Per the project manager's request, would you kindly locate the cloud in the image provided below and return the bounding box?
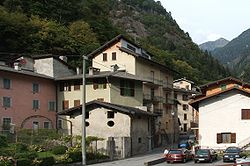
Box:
[191,30,223,44]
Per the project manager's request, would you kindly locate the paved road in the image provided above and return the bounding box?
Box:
[155,159,235,166]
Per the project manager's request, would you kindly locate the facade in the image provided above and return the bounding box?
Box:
[0,65,56,130]
[59,100,155,157]
[190,77,250,149]
[173,78,199,136]
[88,35,177,146]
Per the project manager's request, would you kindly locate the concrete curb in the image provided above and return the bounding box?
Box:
[144,157,166,166]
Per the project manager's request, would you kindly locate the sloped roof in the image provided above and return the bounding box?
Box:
[189,87,250,110]
[0,65,54,79]
[55,70,148,82]
[199,77,248,89]
[58,100,156,117]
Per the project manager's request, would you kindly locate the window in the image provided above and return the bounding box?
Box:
[33,121,39,130]
[242,109,250,119]
[44,122,50,129]
[127,44,136,52]
[107,111,115,118]
[93,79,107,90]
[150,71,154,81]
[3,78,11,89]
[48,101,56,111]
[112,52,116,60]
[74,100,80,107]
[182,94,188,101]
[74,81,80,90]
[59,82,71,91]
[58,120,63,129]
[32,83,39,93]
[150,88,155,100]
[138,137,142,143]
[86,112,89,119]
[107,121,114,127]
[3,97,11,108]
[103,53,107,61]
[32,100,39,110]
[183,123,187,132]
[62,100,69,110]
[2,118,11,130]
[183,104,189,110]
[184,114,187,120]
[217,133,236,144]
[220,84,227,90]
[120,80,135,97]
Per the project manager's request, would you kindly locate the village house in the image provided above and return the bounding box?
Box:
[0,53,75,131]
[190,77,250,149]
[173,78,199,138]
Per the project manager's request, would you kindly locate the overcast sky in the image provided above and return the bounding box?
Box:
[159,0,250,44]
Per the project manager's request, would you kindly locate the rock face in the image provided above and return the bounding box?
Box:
[199,38,229,52]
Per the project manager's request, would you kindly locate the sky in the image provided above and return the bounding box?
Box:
[159,0,250,44]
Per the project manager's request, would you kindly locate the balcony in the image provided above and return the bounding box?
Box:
[143,94,163,103]
[143,77,162,87]
[162,81,173,91]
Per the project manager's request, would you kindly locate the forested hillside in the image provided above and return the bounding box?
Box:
[211,29,250,81]
[0,0,230,84]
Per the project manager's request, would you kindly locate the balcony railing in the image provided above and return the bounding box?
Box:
[143,94,163,103]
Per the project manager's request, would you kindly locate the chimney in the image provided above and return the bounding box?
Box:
[111,64,119,72]
[76,67,80,75]
[14,62,21,70]
[88,67,100,75]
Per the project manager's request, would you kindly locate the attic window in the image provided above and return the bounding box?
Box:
[127,44,136,52]
[112,52,116,60]
[103,53,107,61]
[107,111,115,118]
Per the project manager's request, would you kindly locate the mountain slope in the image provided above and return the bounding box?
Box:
[0,0,230,84]
[199,38,229,51]
[211,29,250,80]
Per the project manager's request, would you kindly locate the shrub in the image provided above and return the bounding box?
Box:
[38,156,55,166]
[68,151,82,162]
[16,158,32,166]
[15,143,28,152]
[0,147,15,156]
[51,145,67,155]
[0,135,7,148]
[14,152,38,160]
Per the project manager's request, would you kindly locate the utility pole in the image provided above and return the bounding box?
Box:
[82,55,88,166]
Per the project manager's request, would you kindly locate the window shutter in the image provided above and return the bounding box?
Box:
[74,100,80,107]
[63,100,69,110]
[217,133,222,144]
[74,84,80,90]
[231,133,236,143]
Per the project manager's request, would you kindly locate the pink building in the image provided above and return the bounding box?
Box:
[0,65,56,130]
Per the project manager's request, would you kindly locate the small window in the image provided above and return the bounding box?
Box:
[217,133,236,144]
[33,121,39,130]
[112,52,116,60]
[183,104,189,110]
[103,53,107,61]
[32,100,39,110]
[32,83,39,93]
[120,80,135,97]
[127,44,136,52]
[138,137,142,143]
[2,118,11,130]
[59,82,71,91]
[93,79,107,90]
[220,84,227,91]
[107,121,114,127]
[62,100,69,110]
[241,109,250,119]
[182,94,188,101]
[183,123,187,132]
[44,122,50,129]
[74,100,80,107]
[3,97,11,108]
[74,81,81,90]
[48,101,56,111]
[3,78,11,89]
[86,112,89,119]
[184,114,187,120]
[107,111,115,118]
[86,121,89,127]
